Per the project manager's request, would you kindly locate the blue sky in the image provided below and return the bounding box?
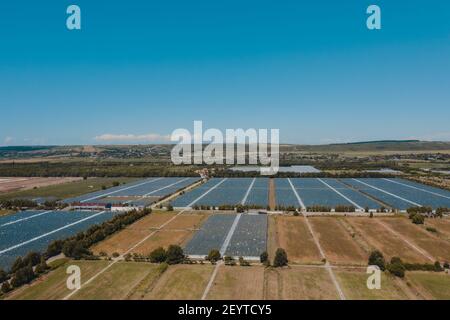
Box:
[1,0,449,145]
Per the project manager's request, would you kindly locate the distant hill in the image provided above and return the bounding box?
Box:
[283,140,450,153]
[1,140,450,159]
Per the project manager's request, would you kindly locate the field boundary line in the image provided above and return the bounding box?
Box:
[0,211,107,255]
[317,178,363,210]
[287,178,306,210]
[123,177,191,204]
[383,178,450,200]
[80,177,163,203]
[376,219,434,262]
[0,210,54,227]
[241,178,256,205]
[219,214,242,256]
[201,261,223,300]
[186,178,228,208]
[352,178,421,207]
[63,180,225,300]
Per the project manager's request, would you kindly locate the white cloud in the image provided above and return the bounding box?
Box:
[94,133,171,143]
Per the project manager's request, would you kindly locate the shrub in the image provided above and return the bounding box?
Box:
[426,227,437,233]
[260,251,269,264]
[434,261,443,272]
[167,204,174,211]
[368,250,386,271]
[411,214,425,225]
[112,252,120,258]
[166,245,184,265]
[443,262,449,269]
[0,268,7,283]
[10,257,25,274]
[224,256,236,266]
[273,248,288,267]
[387,261,405,278]
[149,247,167,263]
[11,265,35,288]
[206,249,221,263]
[238,257,250,266]
[1,281,12,294]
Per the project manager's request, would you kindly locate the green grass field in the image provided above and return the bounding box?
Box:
[335,269,410,300]
[407,272,450,300]
[0,177,136,201]
[6,260,110,300]
[71,262,166,300]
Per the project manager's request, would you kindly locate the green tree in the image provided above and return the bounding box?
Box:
[207,249,221,263]
[149,247,167,263]
[273,248,288,267]
[1,281,12,294]
[412,214,425,225]
[166,245,184,265]
[368,250,386,271]
[387,257,405,278]
[10,257,24,274]
[11,265,35,288]
[0,268,7,283]
[35,257,49,274]
[260,251,269,264]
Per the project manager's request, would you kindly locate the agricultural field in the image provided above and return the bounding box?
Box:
[308,217,368,265]
[172,177,450,211]
[345,217,429,263]
[264,267,340,300]
[424,217,450,241]
[183,213,267,258]
[6,260,110,300]
[379,217,450,262]
[0,177,83,194]
[91,212,206,256]
[334,268,412,300]
[0,177,136,201]
[172,177,277,209]
[268,215,322,264]
[406,272,450,300]
[0,210,123,271]
[63,177,199,205]
[143,264,214,300]
[206,265,265,300]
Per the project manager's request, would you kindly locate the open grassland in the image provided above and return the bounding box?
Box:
[424,218,450,241]
[126,264,168,300]
[92,212,204,256]
[130,230,194,255]
[406,272,450,300]
[161,213,207,230]
[268,215,322,264]
[71,262,162,300]
[143,264,214,300]
[6,260,109,300]
[308,217,368,265]
[0,177,136,201]
[264,267,339,300]
[0,177,82,193]
[380,217,450,262]
[335,269,411,300]
[206,266,265,300]
[346,217,429,263]
[127,212,177,230]
[92,212,178,255]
